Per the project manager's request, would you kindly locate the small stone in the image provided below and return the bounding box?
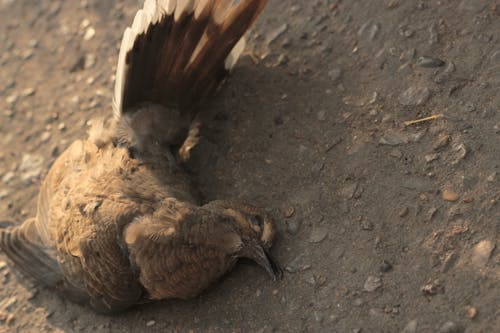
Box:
[466,306,478,319]
[471,240,495,268]
[486,172,497,183]
[21,88,35,97]
[450,143,467,164]
[399,86,431,106]
[0,189,10,200]
[309,227,328,243]
[6,314,15,325]
[401,320,418,333]
[358,20,380,41]
[379,130,409,146]
[442,189,460,202]
[84,27,96,41]
[438,321,462,333]
[6,94,18,105]
[283,206,295,218]
[146,320,156,327]
[433,134,451,151]
[0,261,6,270]
[416,56,445,68]
[340,182,358,199]
[2,172,15,184]
[425,153,439,163]
[40,131,51,143]
[58,123,66,131]
[421,279,444,295]
[380,261,393,272]
[0,297,17,311]
[399,207,409,217]
[286,219,301,235]
[84,53,96,69]
[266,23,288,44]
[364,276,382,292]
[285,255,303,273]
[361,220,374,231]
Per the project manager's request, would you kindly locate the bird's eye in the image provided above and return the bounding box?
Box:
[245,213,264,228]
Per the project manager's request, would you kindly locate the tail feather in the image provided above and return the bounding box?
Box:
[113,0,268,118]
[0,219,62,287]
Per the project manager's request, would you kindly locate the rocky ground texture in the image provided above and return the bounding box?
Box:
[0,0,499,332]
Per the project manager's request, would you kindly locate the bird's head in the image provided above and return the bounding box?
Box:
[203,200,282,281]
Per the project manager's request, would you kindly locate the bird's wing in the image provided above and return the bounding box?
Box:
[113,0,268,117]
[123,198,242,300]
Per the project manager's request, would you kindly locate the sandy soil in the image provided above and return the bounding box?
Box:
[0,0,499,332]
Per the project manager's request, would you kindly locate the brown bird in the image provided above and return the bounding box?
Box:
[0,0,281,314]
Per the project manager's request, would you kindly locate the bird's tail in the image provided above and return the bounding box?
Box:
[113,0,268,119]
[0,219,62,287]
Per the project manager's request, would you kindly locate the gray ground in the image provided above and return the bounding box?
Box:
[0,0,499,332]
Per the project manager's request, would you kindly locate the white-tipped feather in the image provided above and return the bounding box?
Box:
[174,0,196,21]
[158,0,176,15]
[113,0,267,118]
[225,37,246,70]
[114,27,134,117]
[132,10,147,34]
[194,0,212,19]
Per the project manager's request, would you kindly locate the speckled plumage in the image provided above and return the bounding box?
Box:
[0,0,280,314]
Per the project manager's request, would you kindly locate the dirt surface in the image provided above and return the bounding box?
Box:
[0,0,499,332]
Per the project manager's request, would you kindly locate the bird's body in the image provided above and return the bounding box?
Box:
[0,0,280,313]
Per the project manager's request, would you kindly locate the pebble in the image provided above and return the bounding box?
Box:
[379,130,409,146]
[309,227,328,243]
[380,261,393,273]
[466,306,478,319]
[0,297,17,312]
[398,86,431,106]
[2,172,15,184]
[358,20,380,41]
[6,94,18,106]
[401,320,418,333]
[83,27,96,41]
[425,153,439,163]
[450,143,467,165]
[363,276,382,292]
[285,255,303,273]
[438,321,462,333]
[0,189,9,200]
[433,134,451,151]
[416,56,445,68]
[40,131,51,143]
[399,207,409,217]
[21,87,35,97]
[421,279,444,295]
[442,189,460,202]
[0,261,6,270]
[286,219,301,235]
[283,206,295,218]
[471,240,495,268]
[266,24,288,44]
[146,320,156,327]
[84,53,96,69]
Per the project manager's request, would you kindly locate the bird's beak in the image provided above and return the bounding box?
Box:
[245,245,283,281]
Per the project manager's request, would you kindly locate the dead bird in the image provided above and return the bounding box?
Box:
[0,0,281,314]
